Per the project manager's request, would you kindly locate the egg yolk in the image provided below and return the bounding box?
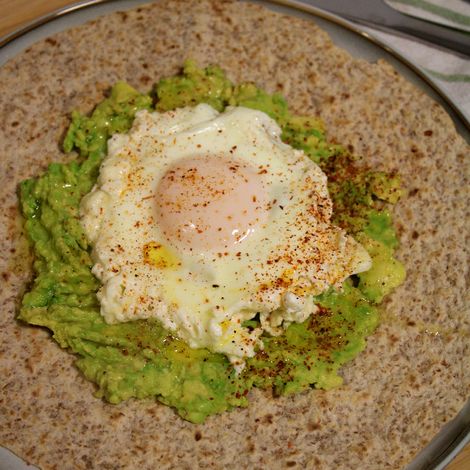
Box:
[155,155,269,253]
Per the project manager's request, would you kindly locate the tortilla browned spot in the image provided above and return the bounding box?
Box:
[0,1,468,469]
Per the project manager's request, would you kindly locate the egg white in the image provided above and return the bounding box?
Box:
[81,104,371,369]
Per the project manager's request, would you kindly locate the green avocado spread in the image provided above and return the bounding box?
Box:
[19,61,405,423]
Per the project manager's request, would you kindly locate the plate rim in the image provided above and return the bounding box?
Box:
[0,1,468,469]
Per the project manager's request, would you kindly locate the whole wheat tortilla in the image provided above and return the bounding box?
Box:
[0,1,468,469]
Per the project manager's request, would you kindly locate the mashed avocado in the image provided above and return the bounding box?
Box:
[19,61,405,423]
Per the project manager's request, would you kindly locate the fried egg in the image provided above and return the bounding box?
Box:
[80,104,371,369]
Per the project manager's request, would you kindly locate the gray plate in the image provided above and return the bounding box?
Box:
[0,1,468,469]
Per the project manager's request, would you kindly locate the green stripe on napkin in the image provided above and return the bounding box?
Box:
[391,0,470,26]
[425,69,470,82]
[386,0,470,31]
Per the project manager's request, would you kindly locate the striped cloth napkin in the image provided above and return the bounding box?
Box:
[361,0,470,124]
[384,0,470,32]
